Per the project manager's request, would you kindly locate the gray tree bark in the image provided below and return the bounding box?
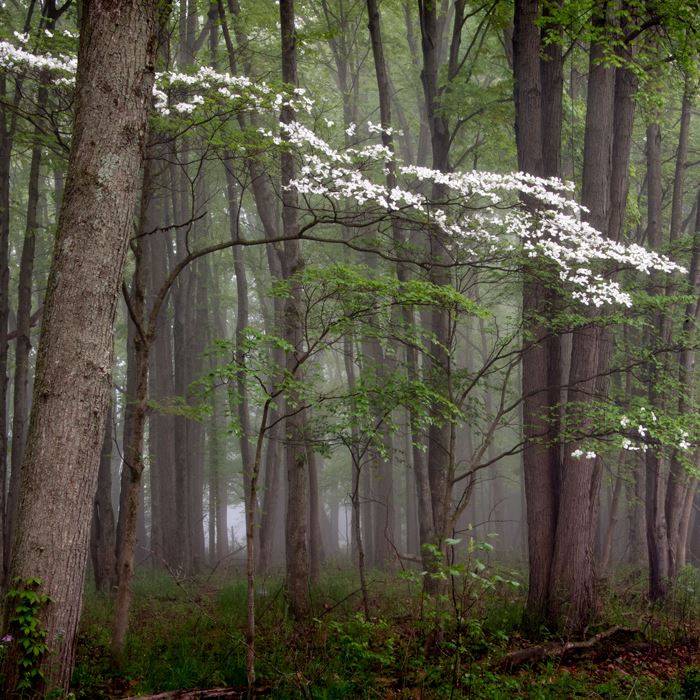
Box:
[1,1,161,693]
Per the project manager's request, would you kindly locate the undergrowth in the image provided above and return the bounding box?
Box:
[72,563,700,699]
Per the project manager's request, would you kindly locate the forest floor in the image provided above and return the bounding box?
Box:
[73,565,700,699]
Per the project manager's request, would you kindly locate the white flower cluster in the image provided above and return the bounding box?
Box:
[620,409,692,454]
[0,39,685,309]
[622,437,648,452]
[286,133,683,305]
[0,39,76,80]
[571,449,597,460]
[0,40,313,118]
[155,66,315,117]
[367,120,401,137]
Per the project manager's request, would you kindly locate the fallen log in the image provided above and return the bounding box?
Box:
[497,626,640,671]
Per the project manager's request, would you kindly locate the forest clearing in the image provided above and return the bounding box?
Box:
[2,0,700,697]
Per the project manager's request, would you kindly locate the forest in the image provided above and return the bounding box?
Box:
[2,0,700,697]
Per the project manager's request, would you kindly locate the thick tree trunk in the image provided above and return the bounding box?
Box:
[1,2,160,693]
[608,64,638,244]
[513,0,557,627]
[647,451,669,599]
[550,334,601,630]
[549,22,615,633]
[414,0,468,598]
[280,0,310,620]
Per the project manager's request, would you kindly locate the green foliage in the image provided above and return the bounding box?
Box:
[322,614,397,692]
[204,261,484,471]
[4,576,53,696]
[74,574,247,698]
[671,566,700,633]
[73,569,700,698]
[681,666,700,699]
[271,263,488,329]
[146,395,211,422]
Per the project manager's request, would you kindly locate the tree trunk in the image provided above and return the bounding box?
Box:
[6,107,42,572]
[307,444,324,585]
[513,0,558,627]
[187,253,207,572]
[2,2,160,693]
[90,402,117,593]
[208,265,229,565]
[146,152,177,569]
[664,88,694,582]
[170,5,198,573]
[419,0,457,560]
[115,284,142,570]
[599,465,624,576]
[280,0,310,620]
[171,164,194,573]
[644,121,669,600]
[549,11,615,633]
[112,162,153,665]
[0,73,12,589]
[627,455,646,567]
[405,415,420,556]
[217,3,288,576]
[225,157,253,560]
[258,417,283,572]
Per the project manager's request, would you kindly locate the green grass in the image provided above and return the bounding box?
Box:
[72,567,700,698]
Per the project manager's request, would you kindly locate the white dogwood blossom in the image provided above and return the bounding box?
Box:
[570,449,597,460]
[283,124,683,304]
[0,39,76,78]
[0,38,684,308]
